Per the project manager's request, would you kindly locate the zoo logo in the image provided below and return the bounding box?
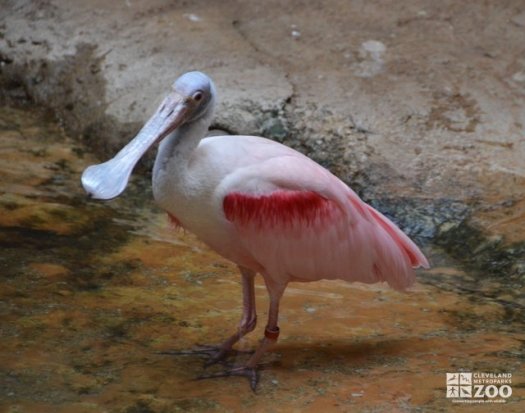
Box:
[446,372,513,403]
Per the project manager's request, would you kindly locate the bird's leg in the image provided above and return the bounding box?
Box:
[244,282,283,369]
[201,266,257,365]
[199,279,286,391]
[161,266,257,364]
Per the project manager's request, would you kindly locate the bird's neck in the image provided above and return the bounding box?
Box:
[171,117,209,155]
[153,109,213,179]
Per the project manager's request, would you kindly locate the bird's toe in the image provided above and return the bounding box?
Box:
[157,344,229,364]
[157,344,254,367]
[197,365,259,391]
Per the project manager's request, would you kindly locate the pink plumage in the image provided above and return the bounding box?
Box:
[82,71,430,389]
[223,187,428,292]
[167,212,184,229]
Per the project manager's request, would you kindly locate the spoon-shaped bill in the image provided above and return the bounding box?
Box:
[81,92,189,200]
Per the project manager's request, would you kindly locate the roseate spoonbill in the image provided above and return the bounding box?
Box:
[81,71,429,389]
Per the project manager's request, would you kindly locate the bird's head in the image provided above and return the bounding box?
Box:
[81,71,216,200]
[173,71,216,122]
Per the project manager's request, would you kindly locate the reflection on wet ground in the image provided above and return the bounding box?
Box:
[0,106,523,412]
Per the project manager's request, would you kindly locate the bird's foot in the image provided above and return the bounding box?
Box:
[198,365,259,392]
[158,345,230,366]
[158,345,253,367]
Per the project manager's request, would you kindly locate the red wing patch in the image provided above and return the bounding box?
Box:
[223,190,335,228]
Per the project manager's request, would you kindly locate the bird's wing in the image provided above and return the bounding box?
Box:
[216,150,428,290]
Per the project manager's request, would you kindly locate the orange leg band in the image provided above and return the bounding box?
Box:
[264,326,280,340]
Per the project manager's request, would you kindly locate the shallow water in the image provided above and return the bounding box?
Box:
[0,105,523,412]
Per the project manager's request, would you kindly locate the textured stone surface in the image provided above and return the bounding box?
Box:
[1,3,525,410]
[0,105,523,412]
[1,1,523,196]
[0,0,525,274]
[0,1,524,280]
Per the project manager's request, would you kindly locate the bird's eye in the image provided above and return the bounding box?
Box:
[193,91,204,102]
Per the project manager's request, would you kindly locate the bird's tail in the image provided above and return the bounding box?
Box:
[366,204,430,291]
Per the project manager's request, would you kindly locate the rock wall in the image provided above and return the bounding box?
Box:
[1,0,524,285]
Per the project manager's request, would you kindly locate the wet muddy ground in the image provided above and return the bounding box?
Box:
[0,105,523,412]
